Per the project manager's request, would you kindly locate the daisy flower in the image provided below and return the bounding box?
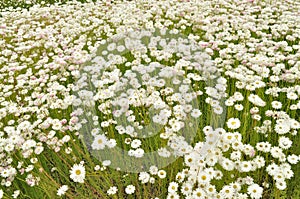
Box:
[271,101,282,109]
[181,182,193,196]
[57,185,68,196]
[167,193,180,199]
[107,186,118,195]
[91,134,108,150]
[197,171,211,184]
[131,139,142,149]
[70,164,86,183]
[157,170,167,179]
[278,136,292,149]
[168,182,178,193]
[125,185,135,195]
[287,154,299,164]
[219,185,234,199]
[276,181,287,190]
[192,188,206,199]
[191,109,202,118]
[227,118,241,129]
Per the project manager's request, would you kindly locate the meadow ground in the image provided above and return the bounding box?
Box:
[0,0,299,198]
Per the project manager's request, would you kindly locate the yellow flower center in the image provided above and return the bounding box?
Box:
[75,169,81,175]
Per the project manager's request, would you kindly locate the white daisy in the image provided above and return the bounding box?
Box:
[275,180,287,190]
[287,154,299,164]
[107,186,118,195]
[91,134,108,150]
[167,193,180,199]
[168,182,178,193]
[149,165,158,175]
[247,183,263,199]
[191,109,202,118]
[274,123,290,134]
[227,118,241,129]
[181,182,193,196]
[70,164,86,183]
[125,185,135,194]
[157,170,167,179]
[57,185,68,196]
[234,104,244,111]
[192,188,206,199]
[271,101,282,109]
[131,139,142,149]
[220,185,234,198]
[197,171,211,184]
[278,136,292,149]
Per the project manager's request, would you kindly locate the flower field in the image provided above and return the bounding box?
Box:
[0,0,299,198]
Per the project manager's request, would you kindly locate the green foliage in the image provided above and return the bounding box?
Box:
[0,0,97,10]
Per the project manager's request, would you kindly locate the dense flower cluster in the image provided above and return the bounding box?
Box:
[0,0,299,198]
[75,27,227,173]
